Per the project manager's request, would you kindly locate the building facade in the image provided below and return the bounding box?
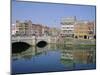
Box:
[11,24,17,35]
[42,26,50,36]
[74,21,95,39]
[16,20,33,36]
[61,16,76,37]
[49,27,60,36]
[13,20,51,36]
[32,24,43,36]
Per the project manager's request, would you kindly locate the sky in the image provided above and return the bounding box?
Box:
[12,0,96,28]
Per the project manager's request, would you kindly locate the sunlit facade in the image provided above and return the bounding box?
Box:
[74,21,95,39]
[61,16,76,37]
[16,20,32,36]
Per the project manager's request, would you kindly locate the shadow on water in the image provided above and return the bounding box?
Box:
[12,42,31,53]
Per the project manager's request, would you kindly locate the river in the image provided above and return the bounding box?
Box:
[12,44,96,74]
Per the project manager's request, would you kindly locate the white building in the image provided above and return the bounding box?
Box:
[11,24,17,35]
[61,16,76,37]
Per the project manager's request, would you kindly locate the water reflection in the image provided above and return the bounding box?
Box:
[60,45,96,69]
[12,44,58,61]
[12,44,96,74]
[12,47,35,61]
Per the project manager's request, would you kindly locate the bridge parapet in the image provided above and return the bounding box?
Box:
[36,36,50,43]
[12,36,59,45]
[12,36,36,45]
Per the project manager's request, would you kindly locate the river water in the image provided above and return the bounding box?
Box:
[12,44,96,74]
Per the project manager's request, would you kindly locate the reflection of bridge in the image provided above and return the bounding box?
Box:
[12,36,58,45]
[12,45,57,60]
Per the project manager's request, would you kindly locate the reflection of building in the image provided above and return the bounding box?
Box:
[60,48,95,65]
[16,20,32,36]
[73,50,94,64]
[61,50,73,60]
[61,16,76,37]
[60,50,74,67]
[74,21,95,39]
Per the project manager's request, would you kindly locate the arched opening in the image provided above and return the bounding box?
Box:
[12,42,31,53]
[75,36,78,39]
[84,35,87,39]
[36,41,48,48]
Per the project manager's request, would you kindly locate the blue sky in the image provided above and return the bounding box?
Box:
[12,0,96,28]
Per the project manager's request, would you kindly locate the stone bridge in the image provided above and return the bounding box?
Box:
[12,36,58,46]
[12,36,36,46]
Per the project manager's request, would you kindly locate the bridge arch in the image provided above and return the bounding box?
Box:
[36,40,48,48]
[12,42,31,53]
